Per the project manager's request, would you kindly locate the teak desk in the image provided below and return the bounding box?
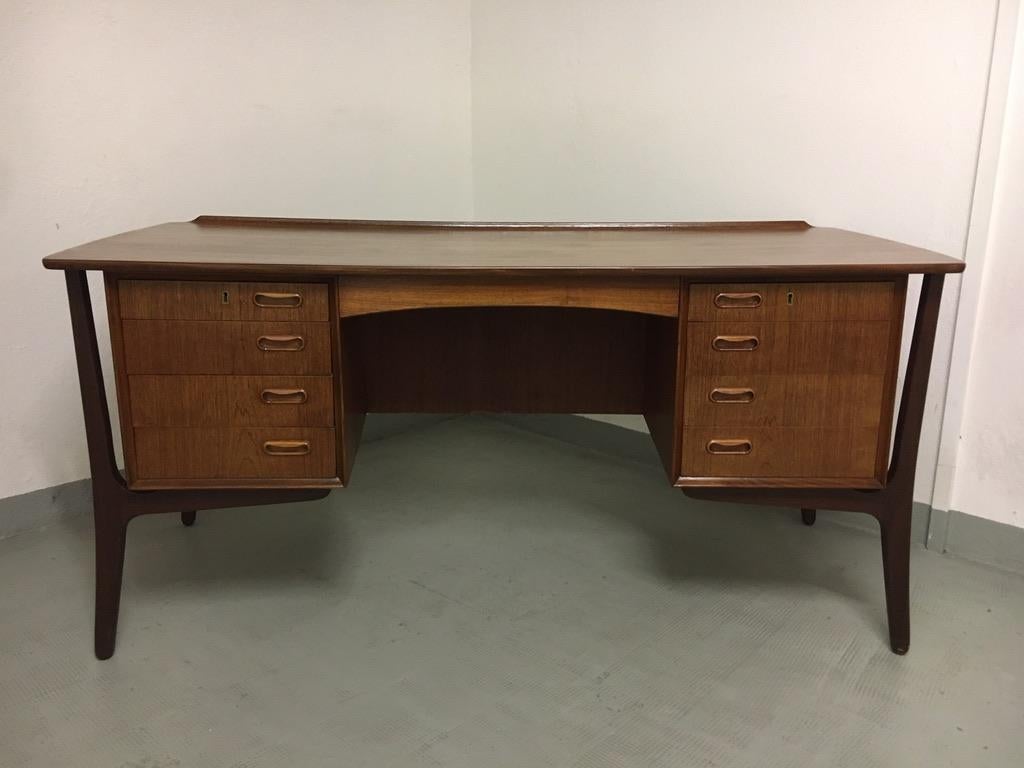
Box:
[43,217,964,659]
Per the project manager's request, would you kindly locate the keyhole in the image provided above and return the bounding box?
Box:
[786,291,794,306]
[222,290,230,305]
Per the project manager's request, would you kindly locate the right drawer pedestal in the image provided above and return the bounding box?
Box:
[679,281,905,487]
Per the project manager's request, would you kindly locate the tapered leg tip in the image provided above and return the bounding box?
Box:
[94,644,115,660]
[181,511,196,527]
[891,644,909,655]
[800,509,816,526]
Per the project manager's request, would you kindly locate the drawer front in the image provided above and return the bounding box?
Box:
[119,280,328,321]
[122,320,331,374]
[134,427,336,480]
[682,427,878,480]
[687,282,895,321]
[129,375,335,427]
[685,321,892,376]
[684,373,887,428]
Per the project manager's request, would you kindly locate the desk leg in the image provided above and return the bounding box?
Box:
[64,270,331,659]
[684,273,945,654]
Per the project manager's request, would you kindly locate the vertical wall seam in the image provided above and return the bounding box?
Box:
[926,0,1019,529]
[467,0,476,219]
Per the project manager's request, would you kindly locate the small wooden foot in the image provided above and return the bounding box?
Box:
[879,508,911,654]
[800,508,816,526]
[181,510,196,527]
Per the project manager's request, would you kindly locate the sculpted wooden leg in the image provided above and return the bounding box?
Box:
[800,508,816,526]
[683,274,945,655]
[65,269,330,658]
[872,272,944,656]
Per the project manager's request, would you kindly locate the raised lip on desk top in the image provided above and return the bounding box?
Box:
[190,216,816,231]
[42,215,965,277]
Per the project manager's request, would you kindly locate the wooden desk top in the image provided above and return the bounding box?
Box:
[43,216,964,278]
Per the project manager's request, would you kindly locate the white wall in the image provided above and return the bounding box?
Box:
[471,0,993,240]
[0,1,472,499]
[951,7,1024,527]
[3,1,1017,528]
[471,0,998,504]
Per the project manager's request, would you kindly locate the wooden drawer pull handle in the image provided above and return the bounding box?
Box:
[714,292,762,309]
[257,335,305,351]
[254,291,303,308]
[263,440,311,456]
[706,439,752,455]
[709,387,755,404]
[261,388,308,404]
[712,335,759,351]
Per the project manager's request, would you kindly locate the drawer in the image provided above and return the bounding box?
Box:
[684,321,892,376]
[687,282,896,321]
[119,280,329,321]
[681,427,878,481]
[129,375,335,427]
[133,427,336,480]
[684,373,887,428]
[122,320,332,374]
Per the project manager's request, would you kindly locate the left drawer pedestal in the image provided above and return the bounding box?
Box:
[106,278,341,488]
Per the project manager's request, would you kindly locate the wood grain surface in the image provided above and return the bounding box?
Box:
[42,216,963,276]
[680,426,880,482]
[337,275,680,317]
[344,307,650,413]
[118,279,328,321]
[683,320,892,376]
[128,375,335,427]
[687,281,896,321]
[133,427,336,480]
[642,312,685,481]
[119,279,240,320]
[679,280,900,485]
[121,320,331,375]
[683,373,887,428]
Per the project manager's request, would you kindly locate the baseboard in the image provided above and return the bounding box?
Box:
[928,507,1024,574]
[4,414,1023,576]
[0,478,92,541]
[809,500,932,549]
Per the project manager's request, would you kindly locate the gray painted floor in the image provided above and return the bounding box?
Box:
[1,417,1022,767]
